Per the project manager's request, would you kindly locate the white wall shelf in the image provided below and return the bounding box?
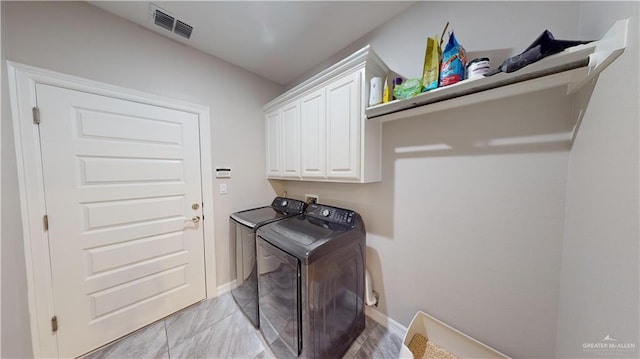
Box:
[366,19,629,122]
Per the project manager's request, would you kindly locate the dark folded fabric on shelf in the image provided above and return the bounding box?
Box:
[485,30,593,76]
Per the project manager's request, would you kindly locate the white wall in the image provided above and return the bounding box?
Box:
[555,2,640,357]
[1,2,283,356]
[280,2,582,357]
[288,1,581,90]
[1,1,33,357]
[1,1,4,355]
[1,2,3,354]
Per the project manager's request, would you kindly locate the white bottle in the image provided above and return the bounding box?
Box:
[369,77,383,106]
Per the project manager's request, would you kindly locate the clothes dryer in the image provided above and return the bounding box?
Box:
[256,203,366,358]
[230,197,306,328]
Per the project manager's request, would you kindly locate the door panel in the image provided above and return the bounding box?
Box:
[87,231,185,273]
[281,102,300,178]
[36,83,205,358]
[326,71,361,179]
[80,157,184,184]
[265,110,282,177]
[91,266,188,317]
[300,89,326,178]
[76,108,183,144]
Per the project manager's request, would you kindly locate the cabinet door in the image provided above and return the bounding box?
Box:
[326,71,361,179]
[281,102,301,178]
[265,110,282,178]
[300,89,326,178]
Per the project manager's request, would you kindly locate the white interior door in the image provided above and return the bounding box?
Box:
[36,83,206,358]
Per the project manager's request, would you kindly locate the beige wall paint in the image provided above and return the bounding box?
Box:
[556,2,640,357]
[280,2,582,357]
[1,1,34,357]
[287,1,582,90]
[1,2,3,354]
[283,90,573,357]
[1,2,283,355]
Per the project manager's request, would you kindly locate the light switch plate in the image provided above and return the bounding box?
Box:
[219,183,227,194]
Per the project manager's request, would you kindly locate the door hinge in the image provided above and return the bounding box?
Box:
[32,107,41,125]
[51,316,58,333]
[43,215,49,231]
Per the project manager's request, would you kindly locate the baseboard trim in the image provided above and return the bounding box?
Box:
[365,306,408,340]
[216,280,236,296]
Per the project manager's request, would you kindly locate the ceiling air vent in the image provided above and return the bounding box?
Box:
[174,20,193,39]
[153,9,174,32]
[150,4,194,40]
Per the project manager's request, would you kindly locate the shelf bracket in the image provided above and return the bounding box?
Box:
[568,18,629,94]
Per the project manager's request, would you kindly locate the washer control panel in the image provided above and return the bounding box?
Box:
[271,197,306,214]
[306,204,356,225]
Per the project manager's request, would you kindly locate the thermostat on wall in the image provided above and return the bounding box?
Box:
[216,167,231,178]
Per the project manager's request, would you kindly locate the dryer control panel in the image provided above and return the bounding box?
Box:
[271,197,306,214]
[306,204,356,225]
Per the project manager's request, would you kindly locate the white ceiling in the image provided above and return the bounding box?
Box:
[89,1,415,85]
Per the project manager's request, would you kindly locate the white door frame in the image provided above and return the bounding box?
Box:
[7,61,217,358]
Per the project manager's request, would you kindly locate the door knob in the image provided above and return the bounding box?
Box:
[185,216,201,224]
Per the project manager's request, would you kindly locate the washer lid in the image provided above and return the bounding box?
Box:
[230,197,307,229]
[231,207,288,229]
[257,207,364,263]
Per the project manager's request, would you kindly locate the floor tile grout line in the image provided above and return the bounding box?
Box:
[161,298,211,350]
[163,319,171,359]
[83,295,387,359]
[168,307,264,359]
[253,321,276,359]
[351,320,378,358]
[165,303,207,350]
[166,294,239,350]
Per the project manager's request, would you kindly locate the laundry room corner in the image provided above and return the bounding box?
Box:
[555,2,640,357]
[277,2,589,357]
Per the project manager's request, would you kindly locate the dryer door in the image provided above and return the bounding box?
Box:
[257,237,301,356]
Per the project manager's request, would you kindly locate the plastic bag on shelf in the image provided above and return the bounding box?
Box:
[422,36,441,91]
[393,78,423,100]
[439,31,467,87]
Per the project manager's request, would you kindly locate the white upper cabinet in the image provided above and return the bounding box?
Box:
[281,102,300,178]
[265,110,281,177]
[326,70,361,180]
[300,88,326,178]
[264,45,388,183]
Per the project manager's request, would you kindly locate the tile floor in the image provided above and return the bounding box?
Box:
[82,293,403,359]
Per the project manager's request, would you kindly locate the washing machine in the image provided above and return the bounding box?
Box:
[256,203,366,358]
[229,197,306,328]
